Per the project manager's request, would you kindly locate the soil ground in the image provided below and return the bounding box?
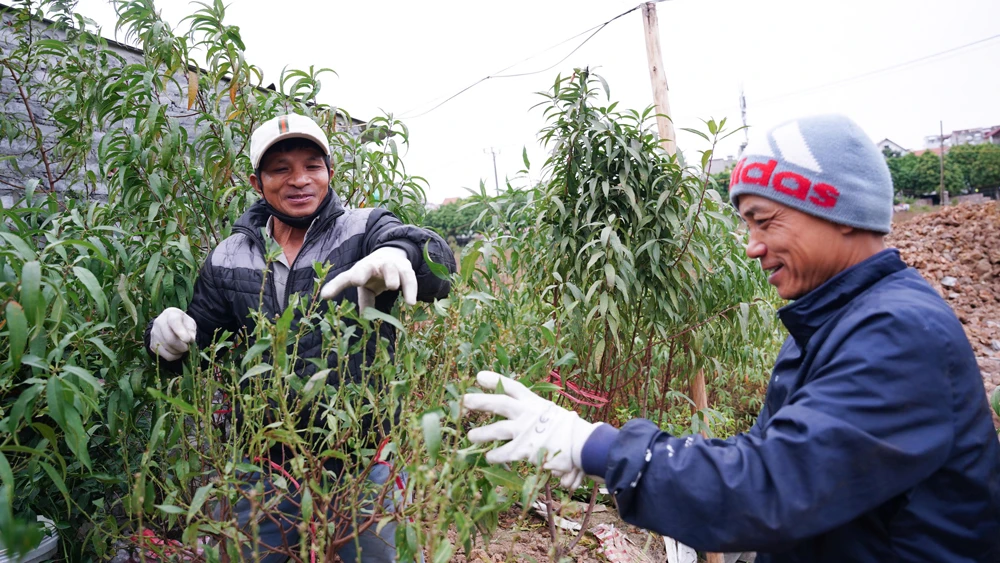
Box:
[447,503,668,563]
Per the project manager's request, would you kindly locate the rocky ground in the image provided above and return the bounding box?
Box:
[888,201,1000,427]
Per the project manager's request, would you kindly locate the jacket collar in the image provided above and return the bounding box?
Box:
[778,249,906,346]
[234,188,345,241]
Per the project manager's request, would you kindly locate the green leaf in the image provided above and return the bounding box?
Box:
[155,504,186,515]
[117,274,138,326]
[527,382,561,395]
[5,302,27,370]
[991,386,1000,419]
[679,127,710,142]
[739,302,750,338]
[146,388,198,415]
[46,377,66,429]
[63,406,92,469]
[421,411,442,462]
[471,322,491,348]
[241,340,272,368]
[300,369,330,404]
[144,253,161,292]
[147,413,168,454]
[72,266,108,318]
[187,483,214,524]
[540,319,556,346]
[62,365,104,394]
[19,261,42,327]
[0,451,14,502]
[423,240,450,280]
[38,460,71,518]
[362,307,404,332]
[553,352,577,368]
[239,363,273,383]
[460,245,480,285]
[87,337,118,366]
[431,539,454,563]
[300,486,313,524]
[479,465,523,490]
[0,232,37,261]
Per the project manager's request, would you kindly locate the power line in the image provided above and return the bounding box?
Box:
[754,33,1000,106]
[398,5,641,120]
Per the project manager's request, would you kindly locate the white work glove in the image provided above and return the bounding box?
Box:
[462,371,601,489]
[319,247,417,313]
[149,307,197,361]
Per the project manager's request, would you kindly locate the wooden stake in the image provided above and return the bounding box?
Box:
[641,2,676,156]
[691,369,725,563]
[690,369,708,434]
[939,120,949,206]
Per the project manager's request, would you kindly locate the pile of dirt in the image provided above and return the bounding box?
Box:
[888,201,1000,425]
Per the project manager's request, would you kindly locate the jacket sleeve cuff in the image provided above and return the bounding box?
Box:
[581,422,620,477]
[374,238,421,268]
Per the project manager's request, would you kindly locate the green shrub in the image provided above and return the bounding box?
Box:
[0,2,781,560]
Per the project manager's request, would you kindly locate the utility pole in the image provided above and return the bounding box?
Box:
[938,121,949,206]
[739,86,749,154]
[484,147,501,196]
[640,2,676,157]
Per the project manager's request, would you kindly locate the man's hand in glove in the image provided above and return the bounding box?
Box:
[149,307,197,361]
[462,370,602,489]
[319,247,417,312]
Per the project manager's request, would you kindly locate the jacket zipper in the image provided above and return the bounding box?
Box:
[234,208,344,312]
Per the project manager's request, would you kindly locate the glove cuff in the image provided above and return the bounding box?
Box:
[371,246,409,261]
[570,419,603,469]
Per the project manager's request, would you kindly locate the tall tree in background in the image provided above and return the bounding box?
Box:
[423,200,484,242]
[949,144,1000,193]
[885,151,965,199]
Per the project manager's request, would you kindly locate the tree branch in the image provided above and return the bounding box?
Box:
[0,60,58,193]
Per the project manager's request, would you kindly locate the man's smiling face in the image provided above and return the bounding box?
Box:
[738,194,855,300]
[250,144,330,220]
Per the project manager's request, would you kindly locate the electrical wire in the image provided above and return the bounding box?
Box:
[398,4,642,120]
[754,33,1000,106]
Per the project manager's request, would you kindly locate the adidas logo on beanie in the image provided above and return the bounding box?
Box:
[729,114,894,233]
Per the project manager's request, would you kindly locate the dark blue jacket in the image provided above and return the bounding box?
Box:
[582,249,1000,562]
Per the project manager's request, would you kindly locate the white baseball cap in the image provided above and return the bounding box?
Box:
[249,113,331,170]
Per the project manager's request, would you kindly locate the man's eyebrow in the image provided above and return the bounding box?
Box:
[740,204,763,219]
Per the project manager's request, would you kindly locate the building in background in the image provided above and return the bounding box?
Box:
[924,125,1000,150]
[706,155,737,174]
[876,138,909,156]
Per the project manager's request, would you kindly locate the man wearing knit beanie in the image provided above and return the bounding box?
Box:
[463,114,1000,562]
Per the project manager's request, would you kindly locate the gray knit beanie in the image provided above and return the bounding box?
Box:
[729,114,893,233]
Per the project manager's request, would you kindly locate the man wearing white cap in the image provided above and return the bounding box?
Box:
[463,114,1000,562]
[146,113,455,561]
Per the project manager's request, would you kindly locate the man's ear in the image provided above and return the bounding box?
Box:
[250,174,262,196]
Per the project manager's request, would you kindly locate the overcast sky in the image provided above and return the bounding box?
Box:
[74,0,1000,204]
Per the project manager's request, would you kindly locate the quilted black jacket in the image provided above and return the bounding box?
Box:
[145,190,455,429]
